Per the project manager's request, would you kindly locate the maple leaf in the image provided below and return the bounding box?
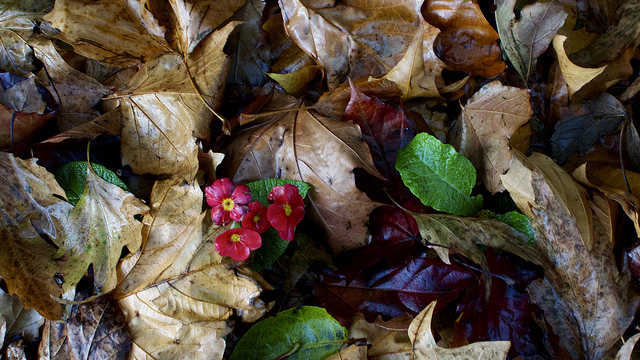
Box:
[449,81,532,194]
[278,0,427,88]
[55,162,148,294]
[222,89,383,253]
[0,152,71,320]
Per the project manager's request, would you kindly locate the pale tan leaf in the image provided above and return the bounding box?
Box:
[168,0,245,54]
[0,153,70,320]
[325,344,367,360]
[496,0,567,80]
[615,333,640,360]
[278,0,424,88]
[43,0,170,66]
[31,40,111,130]
[223,89,383,253]
[450,81,532,194]
[116,178,204,295]
[106,22,238,180]
[381,21,444,100]
[269,65,321,96]
[553,35,605,97]
[348,316,412,360]
[0,288,44,347]
[409,301,510,360]
[56,163,149,294]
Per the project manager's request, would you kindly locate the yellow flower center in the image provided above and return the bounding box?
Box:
[283,204,292,217]
[253,215,261,223]
[230,234,242,243]
[222,198,235,211]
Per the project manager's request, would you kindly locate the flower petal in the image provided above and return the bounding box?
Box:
[267,204,288,231]
[230,204,249,222]
[232,184,252,204]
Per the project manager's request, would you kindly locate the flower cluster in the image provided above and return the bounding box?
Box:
[205,178,305,262]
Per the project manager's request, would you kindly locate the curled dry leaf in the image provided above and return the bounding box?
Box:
[449,81,532,194]
[315,78,402,120]
[118,214,266,360]
[38,108,121,145]
[43,0,170,66]
[499,153,636,359]
[222,89,383,253]
[278,0,425,88]
[409,301,510,360]
[0,0,54,77]
[0,288,44,347]
[55,162,148,294]
[573,163,640,237]
[422,0,505,77]
[0,152,71,320]
[552,35,606,97]
[381,21,445,100]
[348,316,412,359]
[104,22,238,180]
[495,0,567,81]
[38,295,131,360]
[31,40,110,131]
[227,0,270,86]
[615,333,640,360]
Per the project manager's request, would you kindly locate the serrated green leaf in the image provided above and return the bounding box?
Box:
[55,161,129,205]
[252,228,290,272]
[246,178,311,206]
[396,133,482,216]
[229,306,347,360]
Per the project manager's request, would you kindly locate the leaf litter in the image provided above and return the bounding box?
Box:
[1,0,640,359]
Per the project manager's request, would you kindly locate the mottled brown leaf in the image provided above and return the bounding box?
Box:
[39,108,121,145]
[0,288,43,347]
[227,0,270,86]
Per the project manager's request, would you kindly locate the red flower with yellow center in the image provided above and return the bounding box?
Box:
[215,228,262,261]
[267,184,305,242]
[205,178,252,225]
[242,201,270,233]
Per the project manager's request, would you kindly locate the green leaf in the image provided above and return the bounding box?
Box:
[229,306,347,360]
[246,178,312,206]
[478,209,535,243]
[247,178,311,272]
[55,161,129,205]
[396,133,482,216]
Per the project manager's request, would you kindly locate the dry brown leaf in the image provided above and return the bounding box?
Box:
[496,0,567,81]
[422,0,505,77]
[348,316,413,359]
[449,81,532,194]
[43,0,170,66]
[0,0,54,77]
[499,153,636,359]
[167,0,245,54]
[409,301,510,360]
[552,35,606,97]
[268,65,321,96]
[0,153,71,320]
[572,163,640,237]
[589,192,619,244]
[116,178,204,295]
[314,78,402,120]
[0,288,44,347]
[38,108,121,145]
[626,120,640,171]
[55,162,148,295]
[118,214,266,360]
[32,40,111,131]
[37,295,131,360]
[104,22,238,180]
[615,333,640,360]
[222,89,383,253]
[325,345,367,360]
[278,0,425,88]
[381,21,445,100]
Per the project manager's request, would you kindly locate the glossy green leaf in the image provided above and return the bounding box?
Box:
[396,133,482,216]
[229,306,347,360]
[55,161,129,205]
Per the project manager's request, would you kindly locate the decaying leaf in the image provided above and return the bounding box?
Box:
[32,39,111,131]
[37,295,131,360]
[381,21,445,100]
[626,119,640,171]
[105,22,238,180]
[449,81,532,194]
[43,0,170,66]
[422,0,505,77]
[38,108,121,145]
[0,152,71,320]
[268,65,321,96]
[0,288,44,347]
[314,78,402,120]
[496,0,567,81]
[409,301,510,360]
[551,93,626,164]
[552,35,606,97]
[278,0,426,88]
[615,333,640,360]
[0,0,54,77]
[55,162,148,294]
[347,316,412,359]
[222,89,383,253]
[227,0,270,86]
[118,214,267,360]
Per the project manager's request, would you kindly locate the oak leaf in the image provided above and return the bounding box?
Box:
[222,89,383,253]
[449,81,532,194]
[0,152,71,320]
[278,0,426,88]
[409,301,510,360]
